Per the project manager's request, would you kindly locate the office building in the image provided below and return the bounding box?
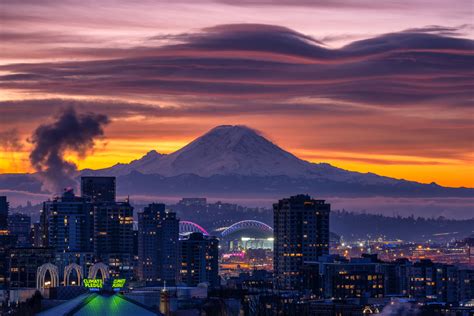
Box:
[81,176,116,202]
[0,232,17,289]
[0,196,8,231]
[138,203,179,285]
[93,201,134,278]
[408,259,459,303]
[8,247,55,288]
[30,222,42,247]
[302,254,384,298]
[273,194,330,290]
[381,258,411,296]
[458,269,474,301]
[333,271,384,299]
[40,189,93,252]
[179,232,219,287]
[8,213,31,247]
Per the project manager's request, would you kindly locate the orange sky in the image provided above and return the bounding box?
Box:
[1,122,472,188]
[0,0,473,189]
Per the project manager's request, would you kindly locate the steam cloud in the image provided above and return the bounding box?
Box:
[379,300,419,316]
[29,107,109,193]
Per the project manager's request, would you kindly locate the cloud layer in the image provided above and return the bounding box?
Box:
[1,25,472,107]
[1,24,473,187]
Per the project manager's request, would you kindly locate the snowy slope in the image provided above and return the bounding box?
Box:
[89,125,399,185]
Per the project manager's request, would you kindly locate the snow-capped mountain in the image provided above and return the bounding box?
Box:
[4,125,471,200]
[89,125,398,185]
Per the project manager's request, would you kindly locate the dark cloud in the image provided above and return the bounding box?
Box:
[0,98,367,123]
[0,99,161,123]
[1,24,472,108]
[402,24,472,37]
[29,107,109,193]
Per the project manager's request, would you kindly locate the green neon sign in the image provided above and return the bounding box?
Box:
[112,279,126,288]
[83,279,103,289]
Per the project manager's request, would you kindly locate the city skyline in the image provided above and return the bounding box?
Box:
[1,2,473,314]
[1,1,473,188]
[1,176,473,314]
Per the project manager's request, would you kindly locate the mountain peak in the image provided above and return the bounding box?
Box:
[204,125,262,143]
[208,124,256,133]
[99,124,321,177]
[189,125,266,152]
[143,149,162,159]
[86,125,400,185]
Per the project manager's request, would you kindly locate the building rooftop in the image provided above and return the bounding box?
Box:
[38,293,160,316]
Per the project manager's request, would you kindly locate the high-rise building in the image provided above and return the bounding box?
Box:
[273,194,330,290]
[179,232,219,287]
[408,259,459,303]
[93,201,134,278]
[8,213,31,247]
[81,176,116,202]
[0,232,17,289]
[40,189,93,252]
[30,222,42,247]
[333,271,384,299]
[0,196,9,231]
[458,269,474,301]
[138,203,179,285]
[8,247,55,288]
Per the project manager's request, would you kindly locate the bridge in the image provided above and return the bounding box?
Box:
[179,220,209,236]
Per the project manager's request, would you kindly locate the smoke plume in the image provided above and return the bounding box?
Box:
[29,107,109,193]
[379,300,419,315]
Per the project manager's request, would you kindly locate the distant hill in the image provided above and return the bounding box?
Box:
[0,126,472,213]
[331,211,474,242]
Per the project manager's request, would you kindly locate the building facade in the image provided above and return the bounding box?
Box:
[273,194,330,290]
[0,233,17,289]
[179,232,219,287]
[93,201,134,279]
[80,176,116,203]
[408,259,459,303]
[8,247,55,288]
[0,196,8,231]
[40,189,93,252]
[8,213,31,247]
[137,203,179,285]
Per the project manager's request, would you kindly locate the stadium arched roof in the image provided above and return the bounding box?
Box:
[221,220,273,238]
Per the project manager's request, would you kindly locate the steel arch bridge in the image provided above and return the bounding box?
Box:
[179,221,209,236]
[221,220,273,238]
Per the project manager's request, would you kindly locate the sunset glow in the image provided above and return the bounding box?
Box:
[1,0,473,188]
